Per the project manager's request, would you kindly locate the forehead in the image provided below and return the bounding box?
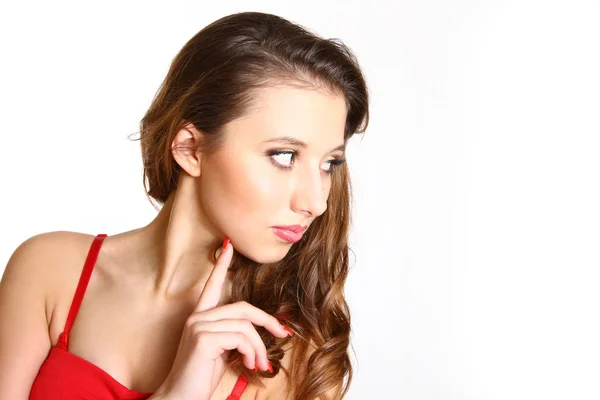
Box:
[226,84,347,149]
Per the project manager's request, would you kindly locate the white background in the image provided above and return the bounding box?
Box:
[1,1,599,399]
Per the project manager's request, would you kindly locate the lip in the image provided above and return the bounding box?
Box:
[271,225,307,243]
[273,224,308,233]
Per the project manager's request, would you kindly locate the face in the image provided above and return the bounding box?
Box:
[196,85,347,263]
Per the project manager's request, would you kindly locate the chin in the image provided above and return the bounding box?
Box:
[237,244,292,264]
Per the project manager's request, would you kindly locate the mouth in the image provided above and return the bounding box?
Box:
[271,225,308,243]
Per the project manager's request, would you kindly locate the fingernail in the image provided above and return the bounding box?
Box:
[281,324,294,337]
[267,361,273,373]
[222,237,231,249]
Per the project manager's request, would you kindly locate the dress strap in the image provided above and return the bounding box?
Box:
[226,375,249,400]
[57,234,108,350]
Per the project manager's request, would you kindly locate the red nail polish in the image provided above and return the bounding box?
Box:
[281,325,294,337]
[267,361,273,373]
[222,237,230,249]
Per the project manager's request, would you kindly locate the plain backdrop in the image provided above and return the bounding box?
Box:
[1,1,599,399]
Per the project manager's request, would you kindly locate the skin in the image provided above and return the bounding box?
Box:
[0,84,347,399]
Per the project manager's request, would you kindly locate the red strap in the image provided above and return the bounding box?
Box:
[226,374,249,400]
[57,234,107,350]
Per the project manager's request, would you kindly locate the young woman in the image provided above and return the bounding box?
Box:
[0,11,369,400]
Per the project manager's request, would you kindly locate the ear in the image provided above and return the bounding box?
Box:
[172,122,203,178]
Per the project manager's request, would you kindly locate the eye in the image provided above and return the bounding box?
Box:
[268,150,296,169]
[322,158,346,174]
[267,149,346,174]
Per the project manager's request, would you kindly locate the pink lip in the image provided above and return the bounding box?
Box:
[271,225,307,243]
[273,225,308,233]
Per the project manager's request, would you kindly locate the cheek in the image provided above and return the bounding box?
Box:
[221,157,280,216]
[223,160,289,263]
[203,154,291,262]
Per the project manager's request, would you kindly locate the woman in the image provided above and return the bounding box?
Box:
[0,11,369,400]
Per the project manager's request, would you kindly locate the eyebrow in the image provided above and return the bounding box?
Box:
[263,136,346,154]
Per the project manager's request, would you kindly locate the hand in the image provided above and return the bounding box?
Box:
[152,238,292,400]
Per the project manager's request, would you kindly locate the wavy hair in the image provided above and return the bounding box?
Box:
[137,11,369,400]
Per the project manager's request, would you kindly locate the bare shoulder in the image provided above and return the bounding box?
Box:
[0,230,96,397]
[260,340,343,400]
[259,340,313,400]
[4,230,92,274]
[258,343,294,400]
[3,230,96,280]
[2,231,98,322]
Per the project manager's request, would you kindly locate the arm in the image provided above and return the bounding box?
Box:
[0,235,54,399]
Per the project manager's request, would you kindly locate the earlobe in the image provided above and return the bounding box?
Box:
[171,122,203,177]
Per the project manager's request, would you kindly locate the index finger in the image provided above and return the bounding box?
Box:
[195,238,233,313]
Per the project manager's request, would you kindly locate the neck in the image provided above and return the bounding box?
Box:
[118,175,227,301]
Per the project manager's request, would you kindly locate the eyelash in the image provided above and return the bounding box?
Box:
[267,149,346,175]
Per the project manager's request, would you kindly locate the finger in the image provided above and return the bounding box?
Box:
[195,301,290,339]
[197,331,256,370]
[196,319,269,370]
[196,239,233,313]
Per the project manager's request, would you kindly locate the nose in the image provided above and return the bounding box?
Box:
[290,162,329,218]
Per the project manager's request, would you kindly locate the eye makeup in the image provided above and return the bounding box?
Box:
[266,149,346,174]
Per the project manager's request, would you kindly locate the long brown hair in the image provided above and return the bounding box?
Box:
[137,11,369,399]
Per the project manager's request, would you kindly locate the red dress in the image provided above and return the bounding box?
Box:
[29,234,248,400]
